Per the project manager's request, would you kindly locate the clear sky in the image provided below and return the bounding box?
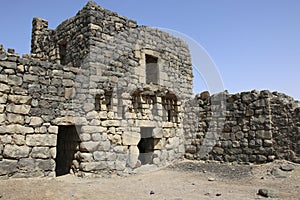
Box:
[0,0,299,99]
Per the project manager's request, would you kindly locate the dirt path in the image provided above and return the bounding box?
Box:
[0,160,299,200]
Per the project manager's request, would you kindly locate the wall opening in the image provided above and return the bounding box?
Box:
[162,93,178,123]
[94,90,113,112]
[58,40,67,65]
[138,127,159,165]
[145,54,159,84]
[55,125,80,176]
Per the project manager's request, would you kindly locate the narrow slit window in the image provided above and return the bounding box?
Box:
[104,90,113,111]
[145,54,159,84]
[95,94,101,111]
[59,40,67,65]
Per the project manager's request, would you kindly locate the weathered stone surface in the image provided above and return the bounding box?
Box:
[122,132,140,145]
[36,159,55,171]
[3,145,30,158]
[0,93,7,103]
[0,124,34,134]
[31,147,50,158]
[80,141,99,152]
[26,134,57,146]
[6,104,31,114]
[93,151,106,161]
[12,134,25,145]
[128,146,139,168]
[7,95,32,104]
[77,152,93,162]
[0,83,10,93]
[0,114,5,124]
[101,120,121,127]
[80,161,107,171]
[7,113,24,124]
[258,189,277,198]
[48,126,58,134]
[29,117,44,127]
[279,164,294,171]
[0,159,18,175]
[81,126,106,134]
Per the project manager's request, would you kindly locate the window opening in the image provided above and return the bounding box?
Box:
[145,54,159,84]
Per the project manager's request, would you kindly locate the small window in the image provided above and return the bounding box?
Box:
[104,90,113,111]
[145,54,159,84]
[59,40,67,65]
[95,90,113,111]
[95,94,101,111]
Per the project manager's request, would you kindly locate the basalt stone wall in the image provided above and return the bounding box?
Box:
[0,49,79,178]
[0,2,193,178]
[184,90,300,164]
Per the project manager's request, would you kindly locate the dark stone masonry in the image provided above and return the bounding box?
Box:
[0,2,299,178]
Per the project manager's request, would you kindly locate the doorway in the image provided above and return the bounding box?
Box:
[55,125,80,176]
[138,127,159,165]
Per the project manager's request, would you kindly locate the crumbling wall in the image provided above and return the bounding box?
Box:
[0,2,193,178]
[0,48,79,178]
[184,90,300,163]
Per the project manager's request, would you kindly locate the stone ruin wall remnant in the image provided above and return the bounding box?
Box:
[0,2,299,178]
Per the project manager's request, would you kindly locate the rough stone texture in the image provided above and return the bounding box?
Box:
[0,1,299,178]
[184,90,300,164]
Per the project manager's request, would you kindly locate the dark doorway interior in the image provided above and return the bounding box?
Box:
[138,127,159,165]
[55,125,80,176]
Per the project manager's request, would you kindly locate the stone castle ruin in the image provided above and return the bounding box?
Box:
[0,2,299,178]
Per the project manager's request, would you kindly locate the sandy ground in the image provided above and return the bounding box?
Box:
[0,159,299,200]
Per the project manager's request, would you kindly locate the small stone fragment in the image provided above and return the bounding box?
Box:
[279,164,294,172]
[208,177,215,181]
[150,190,155,195]
[258,189,277,198]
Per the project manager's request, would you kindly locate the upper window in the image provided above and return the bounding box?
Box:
[59,40,67,65]
[145,54,159,84]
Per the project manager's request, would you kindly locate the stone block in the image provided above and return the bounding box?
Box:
[36,159,55,171]
[29,117,44,127]
[17,158,35,171]
[83,103,94,112]
[12,134,25,145]
[77,152,93,162]
[0,104,5,113]
[80,161,107,172]
[80,141,99,152]
[7,75,22,86]
[7,113,24,124]
[6,104,31,114]
[31,147,50,159]
[7,95,32,104]
[101,120,120,127]
[48,126,58,134]
[93,151,106,161]
[264,139,273,147]
[0,124,34,134]
[0,159,18,175]
[152,128,163,138]
[0,93,7,104]
[3,145,30,158]
[122,132,140,145]
[80,133,91,141]
[65,88,76,99]
[0,83,10,93]
[81,126,106,134]
[115,160,126,171]
[256,130,272,139]
[128,146,139,168]
[26,134,57,146]
[98,141,111,151]
[0,114,5,124]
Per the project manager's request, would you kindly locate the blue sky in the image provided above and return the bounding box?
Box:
[0,0,299,99]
